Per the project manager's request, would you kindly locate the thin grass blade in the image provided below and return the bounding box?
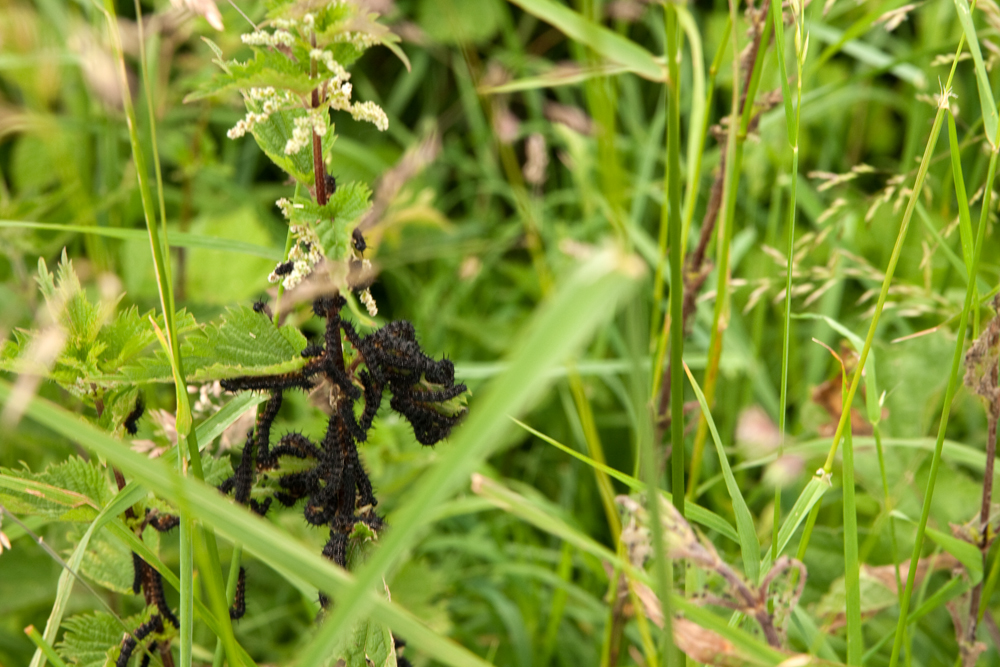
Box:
[682,363,760,584]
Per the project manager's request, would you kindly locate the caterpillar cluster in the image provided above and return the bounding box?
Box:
[117,511,179,667]
[217,295,467,607]
[116,509,247,666]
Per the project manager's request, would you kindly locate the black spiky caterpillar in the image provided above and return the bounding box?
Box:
[216,295,467,609]
[123,394,145,436]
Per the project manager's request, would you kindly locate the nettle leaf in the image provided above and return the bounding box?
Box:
[58,611,147,667]
[0,457,110,521]
[43,251,118,346]
[248,104,337,185]
[1,253,199,394]
[188,48,316,101]
[183,305,309,381]
[99,306,159,369]
[3,252,119,393]
[311,182,372,261]
[202,454,236,487]
[75,523,161,595]
[342,616,397,667]
[315,12,400,68]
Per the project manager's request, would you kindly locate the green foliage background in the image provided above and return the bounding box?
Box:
[2,0,1000,666]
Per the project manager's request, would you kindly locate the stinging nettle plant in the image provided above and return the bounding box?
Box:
[1,1,466,665]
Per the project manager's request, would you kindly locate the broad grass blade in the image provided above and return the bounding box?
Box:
[504,0,665,81]
[951,0,999,146]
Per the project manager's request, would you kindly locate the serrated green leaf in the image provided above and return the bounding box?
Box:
[0,457,110,521]
[76,524,161,594]
[187,49,316,101]
[342,617,397,667]
[98,307,157,371]
[111,306,307,384]
[245,104,336,185]
[310,183,372,261]
[58,611,146,667]
[1,253,200,395]
[184,305,308,378]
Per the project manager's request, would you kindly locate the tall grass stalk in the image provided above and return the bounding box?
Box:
[841,385,862,663]
[664,0,684,524]
[768,0,804,562]
[887,114,996,667]
[686,0,773,505]
[96,3,240,665]
[649,16,729,404]
[792,34,968,569]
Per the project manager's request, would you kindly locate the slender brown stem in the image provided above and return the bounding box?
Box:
[112,468,136,520]
[654,1,770,438]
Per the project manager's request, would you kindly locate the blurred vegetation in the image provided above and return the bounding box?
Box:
[2,0,1000,666]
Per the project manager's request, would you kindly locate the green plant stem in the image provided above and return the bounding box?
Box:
[978,542,1000,625]
[794,40,967,566]
[842,397,862,663]
[100,3,238,663]
[661,3,683,661]
[539,542,574,666]
[649,15,728,405]
[568,370,621,540]
[664,0,684,526]
[769,0,803,562]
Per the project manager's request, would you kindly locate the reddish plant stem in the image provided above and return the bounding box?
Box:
[654,1,771,437]
[113,468,137,521]
[309,58,345,378]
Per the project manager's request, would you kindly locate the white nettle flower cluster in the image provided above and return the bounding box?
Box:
[240,28,295,48]
[226,87,299,140]
[310,48,348,79]
[312,52,387,132]
[268,217,324,290]
[331,31,381,50]
[284,109,328,155]
[272,12,317,32]
[350,101,388,132]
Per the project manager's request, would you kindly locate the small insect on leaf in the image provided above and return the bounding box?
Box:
[352,227,367,254]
